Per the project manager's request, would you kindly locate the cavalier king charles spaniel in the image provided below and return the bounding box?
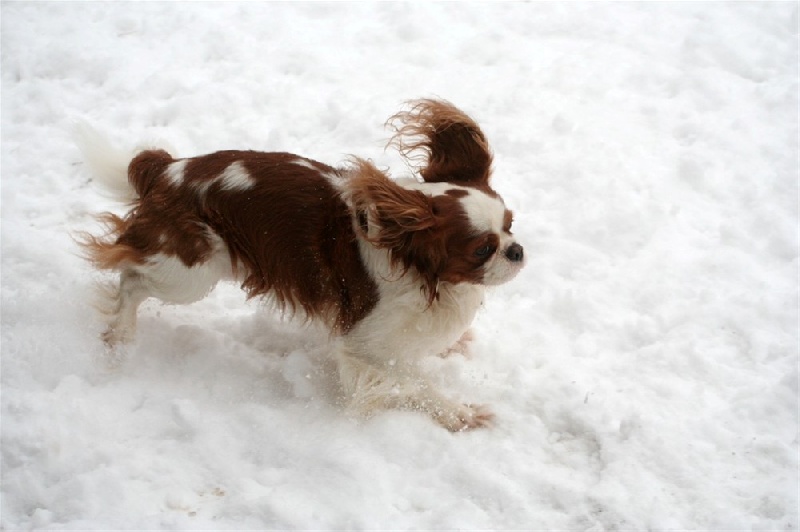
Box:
[78,99,525,431]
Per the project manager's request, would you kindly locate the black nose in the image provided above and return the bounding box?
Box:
[505,243,524,262]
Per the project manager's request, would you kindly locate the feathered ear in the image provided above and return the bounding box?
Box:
[348,158,435,240]
[348,158,445,303]
[387,99,493,186]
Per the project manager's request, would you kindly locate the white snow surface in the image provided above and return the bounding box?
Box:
[1,3,798,530]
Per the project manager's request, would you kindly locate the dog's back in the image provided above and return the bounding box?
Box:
[79,145,382,343]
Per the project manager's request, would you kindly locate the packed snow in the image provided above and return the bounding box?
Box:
[1,2,797,529]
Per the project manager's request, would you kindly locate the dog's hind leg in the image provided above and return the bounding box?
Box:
[99,269,150,346]
[98,242,231,347]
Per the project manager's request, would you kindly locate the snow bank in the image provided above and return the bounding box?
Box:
[1,2,797,529]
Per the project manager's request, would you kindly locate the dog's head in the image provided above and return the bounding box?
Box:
[351,99,524,303]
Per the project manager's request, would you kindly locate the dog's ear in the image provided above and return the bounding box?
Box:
[348,158,445,303]
[388,99,493,187]
[349,158,435,242]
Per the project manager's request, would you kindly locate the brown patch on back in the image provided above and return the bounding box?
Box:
[201,152,378,332]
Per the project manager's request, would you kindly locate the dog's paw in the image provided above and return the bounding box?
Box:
[102,327,128,347]
[99,325,135,368]
[439,329,474,358]
[438,403,495,432]
[94,335,127,372]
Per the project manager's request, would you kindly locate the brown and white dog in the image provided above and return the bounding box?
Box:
[78,99,525,431]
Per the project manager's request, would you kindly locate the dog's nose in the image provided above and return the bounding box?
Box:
[505,243,524,262]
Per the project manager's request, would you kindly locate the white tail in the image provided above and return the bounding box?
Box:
[72,121,138,203]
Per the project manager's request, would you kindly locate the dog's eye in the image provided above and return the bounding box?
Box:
[475,245,495,258]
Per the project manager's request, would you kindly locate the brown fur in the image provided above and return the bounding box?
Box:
[348,161,500,303]
[80,151,380,333]
[387,99,494,189]
[205,153,379,332]
[128,149,174,197]
[77,212,143,269]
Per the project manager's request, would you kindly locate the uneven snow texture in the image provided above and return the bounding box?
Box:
[1,3,798,530]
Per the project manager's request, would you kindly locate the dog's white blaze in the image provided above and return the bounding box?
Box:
[165,159,188,187]
[459,190,524,286]
[218,161,254,191]
[459,189,505,233]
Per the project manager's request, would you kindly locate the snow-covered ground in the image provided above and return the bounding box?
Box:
[1,2,797,529]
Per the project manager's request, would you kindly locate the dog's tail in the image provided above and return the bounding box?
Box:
[73,123,176,270]
[73,122,139,203]
[73,122,176,201]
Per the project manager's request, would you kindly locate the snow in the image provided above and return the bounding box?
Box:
[1,2,797,529]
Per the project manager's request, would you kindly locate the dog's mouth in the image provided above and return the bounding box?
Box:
[486,242,526,284]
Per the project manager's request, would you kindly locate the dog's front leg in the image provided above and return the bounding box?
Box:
[336,347,493,431]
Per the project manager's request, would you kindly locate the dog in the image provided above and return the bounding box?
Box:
[78,99,525,431]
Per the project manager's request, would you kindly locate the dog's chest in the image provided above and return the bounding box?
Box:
[401,283,485,358]
[419,283,484,340]
[349,280,485,361]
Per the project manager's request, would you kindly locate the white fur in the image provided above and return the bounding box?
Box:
[72,122,178,201]
[218,161,254,191]
[165,159,188,187]
[134,241,233,305]
[459,188,505,233]
[293,158,341,184]
[73,121,137,202]
[336,275,490,430]
[349,236,484,366]
[291,158,317,170]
